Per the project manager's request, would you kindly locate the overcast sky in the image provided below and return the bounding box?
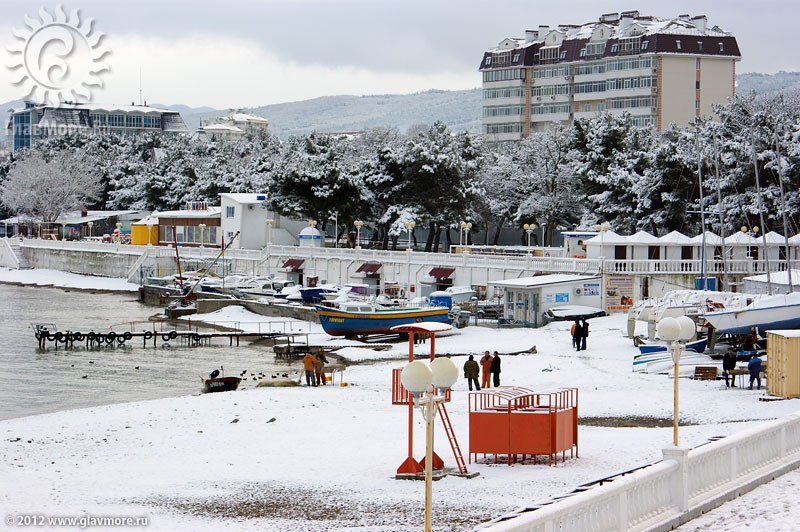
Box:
[1,0,797,109]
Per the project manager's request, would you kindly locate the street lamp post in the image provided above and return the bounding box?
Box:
[354,220,364,249]
[330,211,339,249]
[37,221,43,238]
[523,223,536,249]
[405,220,415,251]
[265,218,273,248]
[146,218,154,246]
[459,222,472,252]
[400,357,458,532]
[656,316,696,447]
[87,221,94,239]
[198,223,206,248]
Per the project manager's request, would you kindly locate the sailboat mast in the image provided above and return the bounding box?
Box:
[713,132,729,291]
[774,125,794,292]
[696,129,707,289]
[751,132,772,293]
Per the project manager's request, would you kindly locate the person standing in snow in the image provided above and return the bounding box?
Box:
[571,320,580,350]
[463,355,480,391]
[722,347,737,388]
[315,348,328,386]
[302,352,318,387]
[579,319,589,351]
[490,352,501,387]
[480,351,493,389]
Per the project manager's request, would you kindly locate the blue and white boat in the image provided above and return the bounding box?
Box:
[315,302,450,337]
[299,284,341,304]
[637,338,707,355]
[702,293,800,335]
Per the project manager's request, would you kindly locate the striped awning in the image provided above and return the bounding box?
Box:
[282,258,305,270]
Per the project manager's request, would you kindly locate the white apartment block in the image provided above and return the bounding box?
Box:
[480,11,741,142]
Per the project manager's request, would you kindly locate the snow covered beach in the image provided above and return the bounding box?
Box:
[2,272,800,530]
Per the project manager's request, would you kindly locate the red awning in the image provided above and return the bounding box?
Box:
[282,258,305,270]
[428,267,455,279]
[356,262,383,274]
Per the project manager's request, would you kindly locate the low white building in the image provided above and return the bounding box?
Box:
[219,193,306,250]
[197,111,269,141]
[489,274,603,326]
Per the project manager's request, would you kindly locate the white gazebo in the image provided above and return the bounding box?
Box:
[627,230,660,260]
[658,231,693,262]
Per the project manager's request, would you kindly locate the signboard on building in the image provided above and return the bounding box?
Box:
[583,283,600,296]
[606,276,634,311]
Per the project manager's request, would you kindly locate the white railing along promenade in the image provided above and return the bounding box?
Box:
[480,412,800,532]
[16,238,774,280]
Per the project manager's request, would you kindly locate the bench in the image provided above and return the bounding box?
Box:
[694,366,718,381]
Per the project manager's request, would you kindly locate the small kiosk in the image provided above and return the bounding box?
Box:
[469,387,578,466]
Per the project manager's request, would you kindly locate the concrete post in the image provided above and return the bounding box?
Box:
[662,446,689,512]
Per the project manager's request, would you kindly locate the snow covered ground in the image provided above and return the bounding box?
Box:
[0,268,139,292]
[1,272,799,531]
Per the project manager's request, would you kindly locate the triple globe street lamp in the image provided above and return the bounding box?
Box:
[523,223,536,248]
[354,220,364,249]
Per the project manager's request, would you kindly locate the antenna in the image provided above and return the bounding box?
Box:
[139,68,143,106]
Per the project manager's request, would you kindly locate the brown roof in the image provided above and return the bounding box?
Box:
[282,259,305,270]
[356,262,382,274]
[429,267,456,279]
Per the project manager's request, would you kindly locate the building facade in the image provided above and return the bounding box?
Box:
[6,101,188,151]
[197,111,269,141]
[480,11,741,142]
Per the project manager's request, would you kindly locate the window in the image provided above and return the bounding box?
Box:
[560,50,567,60]
[484,123,523,134]
[696,81,701,90]
[579,48,587,57]
[539,45,561,64]
[585,42,605,57]
[696,100,701,109]
[696,58,701,70]
[483,87,524,99]
[697,41,703,52]
[512,54,520,63]
[598,103,606,111]
[719,42,724,52]
[485,56,492,66]
[584,104,591,112]
[611,43,618,53]
[225,206,235,218]
[641,40,649,50]
[574,80,606,94]
[482,68,525,82]
[483,105,523,117]
[676,40,682,50]
[532,84,570,97]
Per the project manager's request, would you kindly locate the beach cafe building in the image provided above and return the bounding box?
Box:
[130,202,221,247]
[489,274,602,327]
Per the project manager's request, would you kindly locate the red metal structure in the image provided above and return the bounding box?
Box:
[390,323,467,476]
[468,387,578,466]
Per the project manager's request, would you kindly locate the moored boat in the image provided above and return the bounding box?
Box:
[702,293,800,335]
[315,302,450,337]
[637,338,708,355]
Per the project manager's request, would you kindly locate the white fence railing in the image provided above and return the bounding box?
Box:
[481,412,800,532]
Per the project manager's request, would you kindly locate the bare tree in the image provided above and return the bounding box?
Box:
[0,152,103,222]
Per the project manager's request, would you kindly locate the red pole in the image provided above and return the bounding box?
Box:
[407,331,414,460]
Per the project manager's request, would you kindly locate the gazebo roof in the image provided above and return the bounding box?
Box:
[723,231,757,245]
[690,231,723,246]
[658,230,693,244]
[628,230,659,243]
[584,230,628,245]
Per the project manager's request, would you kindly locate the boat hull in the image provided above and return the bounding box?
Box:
[703,302,800,335]
[637,338,707,355]
[315,305,450,336]
[202,376,241,393]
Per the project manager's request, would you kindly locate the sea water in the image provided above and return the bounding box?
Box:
[0,284,299,420]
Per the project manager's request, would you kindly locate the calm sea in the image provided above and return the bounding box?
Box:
[0,284,297,421]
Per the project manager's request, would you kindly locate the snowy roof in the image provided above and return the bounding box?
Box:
[763,231,787,244]
[14,101,178,114]
[628,230,659,243]
[132,215,159,226]
[658,230,692,244]
[490,274,600,288]
[723,231,758,245]
[228,113,268,123]
[690,231,723,246]
[219,193,268,204]
[154,207,221,219]
[584,230,628,245]
[55,210,145,225]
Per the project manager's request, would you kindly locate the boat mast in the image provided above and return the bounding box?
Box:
[696,129,707,290]
[751,131,772,294]
[713,131,729,291]
[774,125,794,292]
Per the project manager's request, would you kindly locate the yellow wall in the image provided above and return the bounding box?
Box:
[131,224,158,246]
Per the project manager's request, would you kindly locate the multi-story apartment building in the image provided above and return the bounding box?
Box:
[480,11,741,142]
[197,110,269,141]
[6,101,188,151]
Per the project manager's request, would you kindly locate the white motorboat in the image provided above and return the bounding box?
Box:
[237,278,297,300]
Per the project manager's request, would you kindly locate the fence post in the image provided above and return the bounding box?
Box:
[662,446,689,512]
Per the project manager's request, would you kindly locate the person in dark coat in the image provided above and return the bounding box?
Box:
[579,319,589,351]
[490,351,501,387]
[463,355,480,391]
[722,347,737,388]
[747,354,762,390]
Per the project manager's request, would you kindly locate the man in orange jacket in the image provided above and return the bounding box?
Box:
[480,351,493,388]
[303,352,319,387]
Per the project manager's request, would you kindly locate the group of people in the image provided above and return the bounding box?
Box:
[722,347,763,390]
[463,350,501,391]
[571,319,590,351]
[302,348,329,387]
